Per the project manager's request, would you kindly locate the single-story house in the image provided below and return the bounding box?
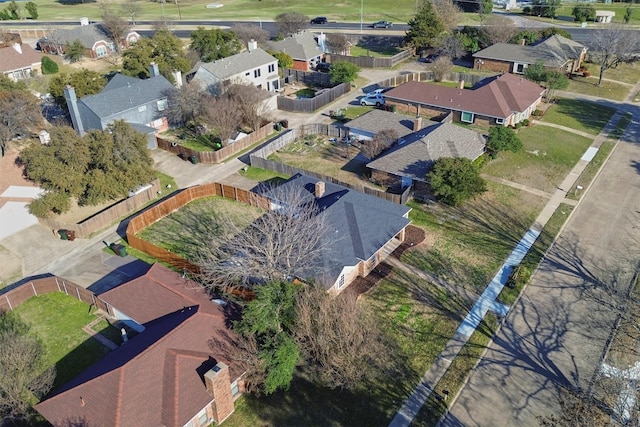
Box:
[64,63,175,149]
[367,122,486,197]
[344,109,437,141]
[595,10,615,23]
[0,43,42,81]
[384,73,545,127]
[35,263,245,427]
[39,20,140,59]
[264,174,412,293]
[472,35,587,74]
[265,31,323,71]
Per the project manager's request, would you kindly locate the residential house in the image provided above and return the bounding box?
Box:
[64,63,175,149]
[39,19,140,59]
[0,43,42,81]
[35,263,245,427]
[263,174,412,293]
[384,73,545,127]
[187,42,280,94]
[265,31,323,71]
[344,109,437,141]
[472,35,587,74]
[366,121,486,197]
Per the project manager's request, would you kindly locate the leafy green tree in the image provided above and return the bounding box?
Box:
[190,27,242,62]
[41,56,59,75]
[544,70,569,100]
[624,7,633,24]
[49,69,107,108]
[532,0,561,18]
[6,0,19,19]
[539,27,572,40]
[572,4,596,22]
[428,157,487,206]
[457,26,488,52]
[329,61,360,85]
[122,30,191,81]
[486,126,522,159]
[510,30,539,45]
[269,51,293,69]
[0,90,42,157]
[405,1,445,52]
[524,61,547,83]
[64,39,86,63]
[0,74,26,91]
[24,1,37,19]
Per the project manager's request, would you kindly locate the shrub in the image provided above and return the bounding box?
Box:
[506,265,531,289]
[532,109,544,117]
[428,157,487,206]
[41,56,59,75]
[522,6,532,15]
[487,126,523,158]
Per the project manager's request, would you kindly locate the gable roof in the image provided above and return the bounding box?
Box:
[367,123,486,181]
[384,73,545,119]
[271,174,411,285]
[35,263,242,427]
[46,23,114,48]
[345,109,438,138]
[195,47,277,81]
[265,31,323,61]
[79,73,174,119]
[473,35,586,68]
[0,44,41,73]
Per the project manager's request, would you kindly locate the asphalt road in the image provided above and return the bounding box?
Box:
[441,103,640,425]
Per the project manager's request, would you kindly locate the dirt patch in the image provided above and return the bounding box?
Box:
[392,225,426,257]
[67,56,121,74]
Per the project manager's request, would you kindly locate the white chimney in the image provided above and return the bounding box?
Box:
[171,69,182,88]
[149,62,160,78]
[80,17,89,26]
[12,43,22,54]
[38,130,51,145]
[248,39,258,52]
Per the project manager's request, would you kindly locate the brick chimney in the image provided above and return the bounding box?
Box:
[520,38,526,46]
[413,116,423,131]
[63,85,85,136]
[204,362,235,424]
[149,62,160,78]
[458,80,464,89]
[315,181,325,198]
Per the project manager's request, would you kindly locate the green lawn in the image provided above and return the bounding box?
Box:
[567,140,615,200]
[563,76,632,102]
[11,292,111,390]
[483,126,593,194]
[519,4,640,25]
[541,99,616,136]
[238,166,289,184]
[350,45,402,58]
[403,182,546,294]
[583,62,640,86]
[223,269,469,426]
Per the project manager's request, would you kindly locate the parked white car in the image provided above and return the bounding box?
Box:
[360,93,385,106]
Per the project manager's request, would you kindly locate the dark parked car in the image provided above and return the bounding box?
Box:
[423,54,439,63]
[310,16,328,24]
[316,62,331,73]
[372,20,393,28]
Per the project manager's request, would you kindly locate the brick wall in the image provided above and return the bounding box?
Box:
[204,362,235,423]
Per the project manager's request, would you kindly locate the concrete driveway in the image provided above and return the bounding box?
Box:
[442,112,640,425]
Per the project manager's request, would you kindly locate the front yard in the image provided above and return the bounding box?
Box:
[540,99,616,136]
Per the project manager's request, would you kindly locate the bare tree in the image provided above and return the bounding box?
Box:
[152,17,174,32]
[197,183,332,294]
[325,33,350,55]
[361,129,399,160]
[203,94,243,146]
[294,286,392,389]
[591,26,640,86]
[432,0,461,33]
[431,55,453,82]
[275,12,309,36]
[100,10,130,52]
[226,83,272,132]
[0,90,42,157]
[232,23,270,45]
[482,15,518,45]
[435,33,466,60]
[164,84,206,127]
[121,0,141,25]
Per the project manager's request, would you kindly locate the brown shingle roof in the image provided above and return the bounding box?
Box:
[384,73,544,119]
[0,44,42,73]
[35,264,242,427]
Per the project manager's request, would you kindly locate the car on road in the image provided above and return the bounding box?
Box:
[310,16,328,24]
[372,20,393,28]
[360,93,385,106]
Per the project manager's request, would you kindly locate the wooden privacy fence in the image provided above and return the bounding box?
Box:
[376,71,497,89]
[0,276,108,313]
[126,183,270,274]
[156,122,274,164]
[277,83,351,113]
[329,49,413,68]
[43,179,161,239]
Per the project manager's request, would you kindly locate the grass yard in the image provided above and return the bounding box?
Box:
[563,76,631,102]
[137,196,263,260]
[482,126,593,194]
[584,62,640,86]
[403,182,546,294]
[567,140,615,200]
[541,99,616,136]
[522,4,640,25]
[350,45,402,58]
[340,105,375,120]
[223,269,470,426]
[239,166,289,184]
[11,292,112,390]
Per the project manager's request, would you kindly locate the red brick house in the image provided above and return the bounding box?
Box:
[265,31,323,71]
[35,263,245,427]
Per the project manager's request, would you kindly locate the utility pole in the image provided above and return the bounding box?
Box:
[360,0,363,33]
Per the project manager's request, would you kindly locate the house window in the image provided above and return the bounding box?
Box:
[157,99,168,111]
[268,64,275,73]
[514,63,527,74]
[198,413,208,426]
[245,72,250,76]
[231,380,240,396]
[254,68,261,78]
[337,274,345,289]
[96,46,107,57]
[138,105,147,112]
[495,118,504,125]
[108,42,116,52]
[461,111,474,123]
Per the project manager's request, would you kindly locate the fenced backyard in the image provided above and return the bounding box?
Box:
[375,71,498,89]
[277,83,351,113]
[329,48,413,68]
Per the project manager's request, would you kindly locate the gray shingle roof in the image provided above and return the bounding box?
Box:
[473,35,586,68]
[79,73,174,119]
[367,123,486,180]
[345,109,438,138]
[265,31,323,61]
[269,174,411,286]
[196,47,276,80]
[47,24,111,48]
